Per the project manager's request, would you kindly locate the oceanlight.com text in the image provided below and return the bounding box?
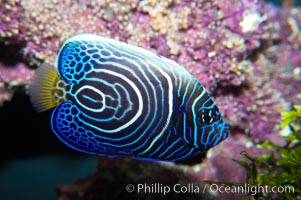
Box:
[125,183,295,196]
[207,183,294,196]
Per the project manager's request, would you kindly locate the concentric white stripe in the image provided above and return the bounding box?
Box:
[75,68,143,133]
[140,60,174,154]
[73,85,106,112]
[192,89,206,147]
[96,43,174,151]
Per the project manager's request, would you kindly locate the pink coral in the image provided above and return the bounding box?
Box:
[0,0,301,192]
[1,0,299,140]
[0,0,24,42]
[0,62,33,104]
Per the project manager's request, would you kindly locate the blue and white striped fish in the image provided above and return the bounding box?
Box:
[30,34,229,162]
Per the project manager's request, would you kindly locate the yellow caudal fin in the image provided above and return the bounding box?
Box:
[30,63,67,112]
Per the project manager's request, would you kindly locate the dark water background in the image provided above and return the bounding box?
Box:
[0,1,300,200]
[0,92,98,199]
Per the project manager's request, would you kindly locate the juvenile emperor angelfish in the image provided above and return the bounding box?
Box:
[30,34,230,162]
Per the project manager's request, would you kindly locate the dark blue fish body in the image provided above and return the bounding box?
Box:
[30,34,229,162]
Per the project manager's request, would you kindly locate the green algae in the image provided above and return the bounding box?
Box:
[234,97,301,200]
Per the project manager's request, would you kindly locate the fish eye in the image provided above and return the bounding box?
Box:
[197,108,219,125]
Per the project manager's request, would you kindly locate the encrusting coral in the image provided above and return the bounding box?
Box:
[1,0,300,139]
[1,1,301,198]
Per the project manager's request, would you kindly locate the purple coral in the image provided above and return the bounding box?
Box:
[0,1,24,42]
[0,62,33,104]
[1,0,301,193]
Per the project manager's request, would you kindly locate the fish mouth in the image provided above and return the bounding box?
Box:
[209,121,230,149]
